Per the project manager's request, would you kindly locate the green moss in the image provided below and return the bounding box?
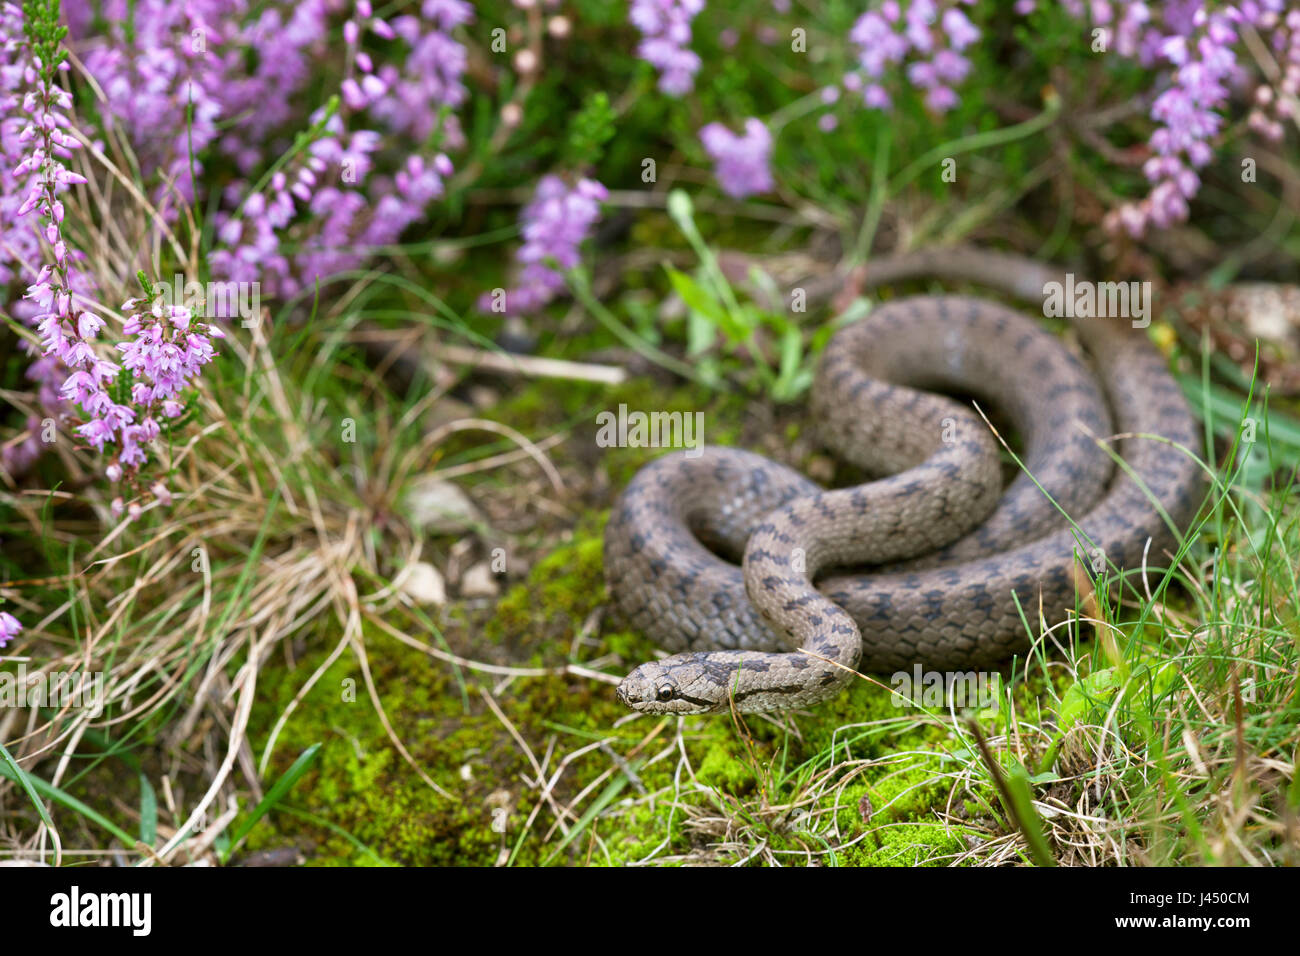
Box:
[485,526,608,656]
[241,566,1008,867]
[847,822,976,867]
[696,740,757,793]
[238,372,1011,866]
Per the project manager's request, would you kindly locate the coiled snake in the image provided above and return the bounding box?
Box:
[605,248,1203,714]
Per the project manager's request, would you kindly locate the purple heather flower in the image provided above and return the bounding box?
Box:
[845,0,980,114]
[479,175,608,316]
[1097,2,1257,237]
[5,25,148,481]
[859,83,889,109]
[102,297,222,475]
[54,1,470,301]
[941,8,979,49]
[630,0,705,95]
[700,118,775,199]
[0,610,21,649]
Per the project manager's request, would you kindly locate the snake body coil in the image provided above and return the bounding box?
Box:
[605,249,1202,714]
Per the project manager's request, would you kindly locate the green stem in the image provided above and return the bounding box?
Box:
[568,269,714,387]
[889,92,1062,199]
[850,125,894,267]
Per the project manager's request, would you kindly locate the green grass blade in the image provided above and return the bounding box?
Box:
[0,739,56,832]
[1004,762,1057,868]
[0,753,136,847]
[540,767,636,866]
[138,773,157,848]
[220,742,322,863]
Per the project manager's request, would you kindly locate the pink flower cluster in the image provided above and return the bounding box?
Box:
[630,0,705,95]
[3,1,472,480]
[0,2,40,286]
[26,275,223,502]
[70,0,227,215]
[1085,1,1291,237]
[0,2,60,474]
[1247,8,1300,141]
[63,0,470,298]
[0,609,20,649]
[9,31,129,476]
[371,0,472,142]
[479,176,608,316]
[700,118,775,199]
[1051,2,1157,59]
[111,296,223,471]
[5,0,221,497]
[845,0,981,113]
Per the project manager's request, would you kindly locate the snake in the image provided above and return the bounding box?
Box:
[604,247,1203,715]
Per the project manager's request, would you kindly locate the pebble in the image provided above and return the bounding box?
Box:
[399,561,447,605]
[459,562,499,598]
[402,475,482,535]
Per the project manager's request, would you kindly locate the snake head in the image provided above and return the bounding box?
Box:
[617,661,721,715]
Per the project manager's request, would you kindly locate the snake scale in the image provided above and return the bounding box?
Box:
[605,247,1203,714]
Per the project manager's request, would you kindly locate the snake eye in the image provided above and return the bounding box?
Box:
[656,685,675,702]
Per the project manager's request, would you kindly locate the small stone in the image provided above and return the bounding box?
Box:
[1231,283,1300,345]
[400,562,447,606]
[460,562,499,598]
[403,475,483,535]
[467,385,499,409]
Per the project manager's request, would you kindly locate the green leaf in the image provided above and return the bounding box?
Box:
[220,742,322,863]
[1058,666,1121,732]
[0,751,136,847]
[685,305,717,358]
[665,266,742,339]
[0,739,56,833]
[1004,761,1056,867]
[746,264,781,308]
[138,772,157,847]
[771,325,810,401]
[777,325,803,382]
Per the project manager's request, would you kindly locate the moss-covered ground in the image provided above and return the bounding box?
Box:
[238,371,1048,867]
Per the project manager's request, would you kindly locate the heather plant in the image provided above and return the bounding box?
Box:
[60,0,470,297]
[2,1,218,497]
[630,0,705,95]
[843,0,982,113]
[699,118,775,199]
[2,0,477,489]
